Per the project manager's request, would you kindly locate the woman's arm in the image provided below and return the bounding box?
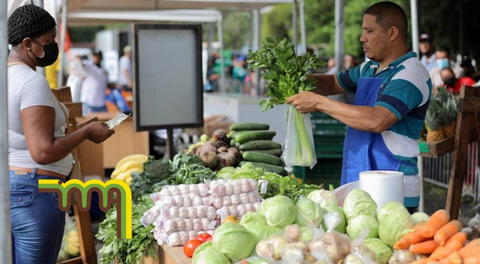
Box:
[21,106,114,165]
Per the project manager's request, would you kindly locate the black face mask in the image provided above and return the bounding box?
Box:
[31,40,59,67]
[443,77,456,87]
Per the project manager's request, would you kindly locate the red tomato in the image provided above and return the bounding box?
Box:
[183,239,202,258]
[196,233,212,243]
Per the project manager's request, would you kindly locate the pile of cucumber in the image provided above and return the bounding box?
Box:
[229,123,287,176]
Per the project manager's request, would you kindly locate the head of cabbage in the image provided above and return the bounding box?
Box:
[232,162,264,179]
[212,223,256,261]
[346,215,379,239]
[377,202,414,246]
[239,212,281,242]
[363,238,393,264]
[343,189,377,220]
[216,166,236,179]
[308,190,339,211]
[296,197,324,227]
[258,195,297,228]
[411,212,429,224]
[322,207,347,233]
[193,242,231,264]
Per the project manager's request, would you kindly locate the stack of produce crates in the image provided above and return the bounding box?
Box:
[293,112,346,187]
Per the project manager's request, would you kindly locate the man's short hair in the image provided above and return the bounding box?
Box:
[364,1,408,40]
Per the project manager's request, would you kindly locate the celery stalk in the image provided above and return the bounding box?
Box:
[292,106,315,166]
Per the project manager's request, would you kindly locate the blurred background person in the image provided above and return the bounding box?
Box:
[343,53,357,70]
[440,67,475,94]
[429,47,450,93]
[118,45,133,91]
[66,54,86,103]
[80,52,108,115]
[419,33,436,71]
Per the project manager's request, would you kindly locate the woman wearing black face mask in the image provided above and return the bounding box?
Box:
[7,5,114,263]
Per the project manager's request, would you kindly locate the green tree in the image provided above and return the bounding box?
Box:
[222,12,251,51]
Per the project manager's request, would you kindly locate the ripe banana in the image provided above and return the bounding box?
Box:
[115,154,148,170]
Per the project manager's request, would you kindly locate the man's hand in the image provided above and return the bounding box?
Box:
[286,91,329,113]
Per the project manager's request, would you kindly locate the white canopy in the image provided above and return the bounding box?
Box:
[68,0,293,12]
[69,9,222,25]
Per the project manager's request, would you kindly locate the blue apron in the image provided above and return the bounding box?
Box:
[341,77,401,185]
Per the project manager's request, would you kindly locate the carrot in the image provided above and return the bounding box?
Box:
[394,222,428,249]
[434,220,463,246]
[464,255,480,264]
[439,252,463,264]
[410,258,428,264]
[421,210,450,238]
[410,240,439,254]
[429,232,467,261]
[458,239,480,257]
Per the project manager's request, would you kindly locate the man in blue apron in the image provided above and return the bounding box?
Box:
[287,1,432,212]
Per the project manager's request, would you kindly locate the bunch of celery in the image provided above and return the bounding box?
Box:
[247,37,319,167]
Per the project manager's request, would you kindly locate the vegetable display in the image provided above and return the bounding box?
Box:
[247,37,319,167]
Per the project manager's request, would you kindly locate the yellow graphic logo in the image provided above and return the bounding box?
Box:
[38,179,132,239]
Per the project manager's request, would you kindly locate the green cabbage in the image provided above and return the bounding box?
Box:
[363,238,393,264]
[216,167,236,179]
[377,202,414,246]
[296,197,324,227]
[258,195,297,228]
[343,189,377,220]
[411,212,429,224]
[346,215,379,239]
[322,206,347,233]
[300,226,316,242]
[193,242,231,264]
[212,223,256,261]
[239,212,281,242]
[307,190,339,210]
[232,162,264,179]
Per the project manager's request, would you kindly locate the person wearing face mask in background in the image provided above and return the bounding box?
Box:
[440,67,475,94]
[7,5,114,263]
[429,47,450,94]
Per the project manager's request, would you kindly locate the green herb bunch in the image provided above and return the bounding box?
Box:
[97,195,155,264]
[247,37,320,111]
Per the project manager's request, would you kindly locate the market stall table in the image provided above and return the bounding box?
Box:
[158,245,192,264]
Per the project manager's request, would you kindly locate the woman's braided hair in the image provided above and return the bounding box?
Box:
[8,4,56,46]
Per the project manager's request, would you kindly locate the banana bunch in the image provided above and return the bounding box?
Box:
[64,229,80,256]
[111,154,148,185]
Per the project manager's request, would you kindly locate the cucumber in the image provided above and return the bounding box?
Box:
[239,140,282,151]
[234,131,276,144]
[248,149,282,157]
[240,161,287,176]
[243,151,283,166]
[230,138,236,146]
[230,123,270,131]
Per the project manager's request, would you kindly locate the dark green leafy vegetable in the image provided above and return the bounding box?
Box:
[96,195,155,264]
[247,37,320,111]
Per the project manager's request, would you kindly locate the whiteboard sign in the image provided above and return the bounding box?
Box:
[133,24,204,130]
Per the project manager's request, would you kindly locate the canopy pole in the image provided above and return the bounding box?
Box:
[252,9,261,95]
[292,0,298,48]
[0,0,11,262]
[217,13,225,93]
[57,0,67,89]
[410,0,419,54]
[334,0,344,72]
[299,0,306,54]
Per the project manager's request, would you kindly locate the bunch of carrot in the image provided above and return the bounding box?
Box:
[393,209,480,263]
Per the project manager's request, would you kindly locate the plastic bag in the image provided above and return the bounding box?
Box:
[282,105,317,168]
